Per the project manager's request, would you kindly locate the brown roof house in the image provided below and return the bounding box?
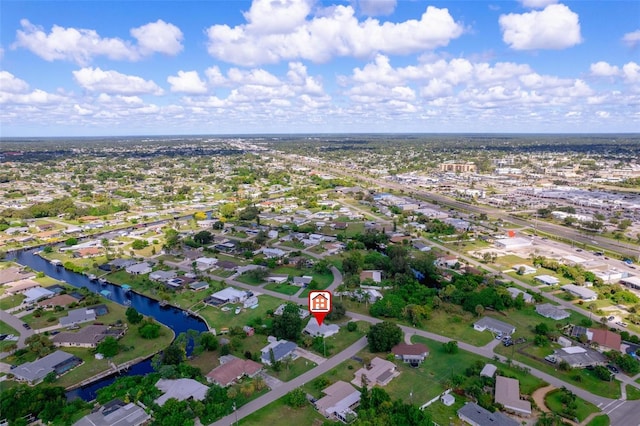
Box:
[52,325,125,349]
[589,329,622,352]
[391,343,429,365]
[352,357,399,390]
[206,356,263,387]
[494,376,531,417]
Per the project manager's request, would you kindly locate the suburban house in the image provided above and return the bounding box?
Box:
[205,287,249,306]
[494,376,532,416]
[553,346,608,368]
[149,270,178,283]
[0,266,35,285]
[506,287,533,304]
[12,350,82,385]
[359,270,382,284]
[457,402,519,426]
[74,400,150,426]
[154,378,208,407]
[267,274,289,284]
[5,279,41,295]
[494,237,532,250]
[195,257,218,270]
[351,357,399,390]
[535,303,570,320]
[314,381,360,422]
[292,276,313,287]
[260,339,298,365]
[59,308,97,327]
[189,281,210,291]
[561,284,597,302]
[38,294,78,309]
[473,317,516,336]
[412,241,431,252]
[512,264,536,275]
[125,262,152,275]
[303,317,340,338]
[22,286,55,304]
[52,325,125,348]
[534,275,560,286]
[262,247,287,258]
[74,247,102,258]
[589,329,622,351]
[391,343,429,365]
[435,255,459,268]
[206,356,263,387]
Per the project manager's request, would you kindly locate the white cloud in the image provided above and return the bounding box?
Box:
[499,4,582,50]
[73,67,163,95]
[519,0,557,8]
[206,2,463,65]
[622,30,640,48]
[167,71,208,94]
[357,0,397,16]
[590,61,620,77]
[130,20,183,56]
[596,110,610,118]
[13,19,183,65]
[622,62,640,83]
[0,71,30,93]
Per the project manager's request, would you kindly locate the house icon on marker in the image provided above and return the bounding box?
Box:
[310,292,330,312]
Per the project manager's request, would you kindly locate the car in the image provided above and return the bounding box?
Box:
[607,364,619,374]
[503,341,513,347]
[608,316,615,321]
[22,323,31,330]
[616,322,628,327]
[575,249,583,252]
[495,333,503,340]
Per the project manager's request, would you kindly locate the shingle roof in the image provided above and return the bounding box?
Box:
[206,357,263,387]
[12,350,77,384]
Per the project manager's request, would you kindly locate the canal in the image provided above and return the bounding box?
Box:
[9,248,208,400]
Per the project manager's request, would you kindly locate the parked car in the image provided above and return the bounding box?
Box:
[22,323,31,330]
[616,321,628,327]
[608,316,615,321]
[607,364,619,374]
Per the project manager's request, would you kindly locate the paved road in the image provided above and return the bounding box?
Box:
[0,309,33,360]
[212,337,368,426]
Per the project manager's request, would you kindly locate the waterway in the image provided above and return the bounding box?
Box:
[8,248,208,400]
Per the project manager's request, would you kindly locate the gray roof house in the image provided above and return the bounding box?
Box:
[457,402,519,426]
[60,308,96,327]
[261,340,298,365]
[149,270,178,282]
[314,381,360,422]
[125,262,152,275]
[473,317,515,336]
[12,350,81,385]
[154,378,208,407]
[506,287,533,304]
[292,276,313,287]
[535,303,570,320]
[303,317,340,338]
[73,400,150,426]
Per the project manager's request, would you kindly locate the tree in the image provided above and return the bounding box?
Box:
[193,211,207,221]
[443,340,459,354]
[367,321,402,352]
[65,237,78,246]
[163,228,180,250]
[474,304,484,317]
[272,303,303,341]
[162,343,186,365]
[138,320,161,339]
[131,239,148,250]
[126,307,143,324]
[96,336,119,357]
[200,332,219,351]
[194,230,213,245]
[534,322,550,336]
[284,388,307,408]
[326,301,346,321]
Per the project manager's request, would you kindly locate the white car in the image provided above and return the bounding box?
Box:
[616,321,628,328]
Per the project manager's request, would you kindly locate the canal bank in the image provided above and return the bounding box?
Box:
[7,248,208,400]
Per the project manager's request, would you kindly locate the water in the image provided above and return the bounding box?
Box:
[9,248,208,400]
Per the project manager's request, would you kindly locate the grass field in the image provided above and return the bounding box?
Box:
[0,320,19,352]
[626,384,640,400]
[545,388,600,422]
[586,414,611,426]
[196,294,283,332]
[239,396,327,426]
[264,283,301,296]
[0,294,25,310]
[268,357,316,382]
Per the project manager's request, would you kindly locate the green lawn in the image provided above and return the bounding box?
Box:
[626,384,640,400]
[239,396,328,426]
[545,388,600,422]
[0,320,20,352]
[586,414,611,426]
[197,295,283,332]
[419,310,494,347]
[306,321,367,358]
[235,274,265,286]
[268,357,316,382]
[22,298,129,330]
[264,283,301,296]
[0,294,25,310]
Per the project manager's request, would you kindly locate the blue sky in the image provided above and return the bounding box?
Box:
[1,0,638,136]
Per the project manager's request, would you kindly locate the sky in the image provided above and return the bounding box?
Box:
[0,0,639,136]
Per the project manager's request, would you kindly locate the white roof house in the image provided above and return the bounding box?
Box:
[513,264,536,275]
[303,317,340,338]
[314,381,360,422]
[561,284,597,302]
[23,286,55,304]
[534,275,560,286]
[480,364,497,378]
[196,257,218,270]
[154,378,208,407]
[535,303,570,320]
[210,287,248,304]
[474,317,515,336]
[125,262,152,275]
[495,376,531,416]
[495,237,532,250]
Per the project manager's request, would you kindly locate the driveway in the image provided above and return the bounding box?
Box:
[259,372,284,390]
[294,347,326,365]
[0,309,33,354]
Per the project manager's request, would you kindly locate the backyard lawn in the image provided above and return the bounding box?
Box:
[0,320,19,352]
[264,282,301,296]
[22,298,129,330]
[0,294,25,310]
[268,357,316,382]
[196,294,283,333]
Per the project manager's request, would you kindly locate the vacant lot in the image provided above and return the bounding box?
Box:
[239,396,327,426]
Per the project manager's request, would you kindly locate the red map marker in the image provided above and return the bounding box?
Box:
[308,290,332,326]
